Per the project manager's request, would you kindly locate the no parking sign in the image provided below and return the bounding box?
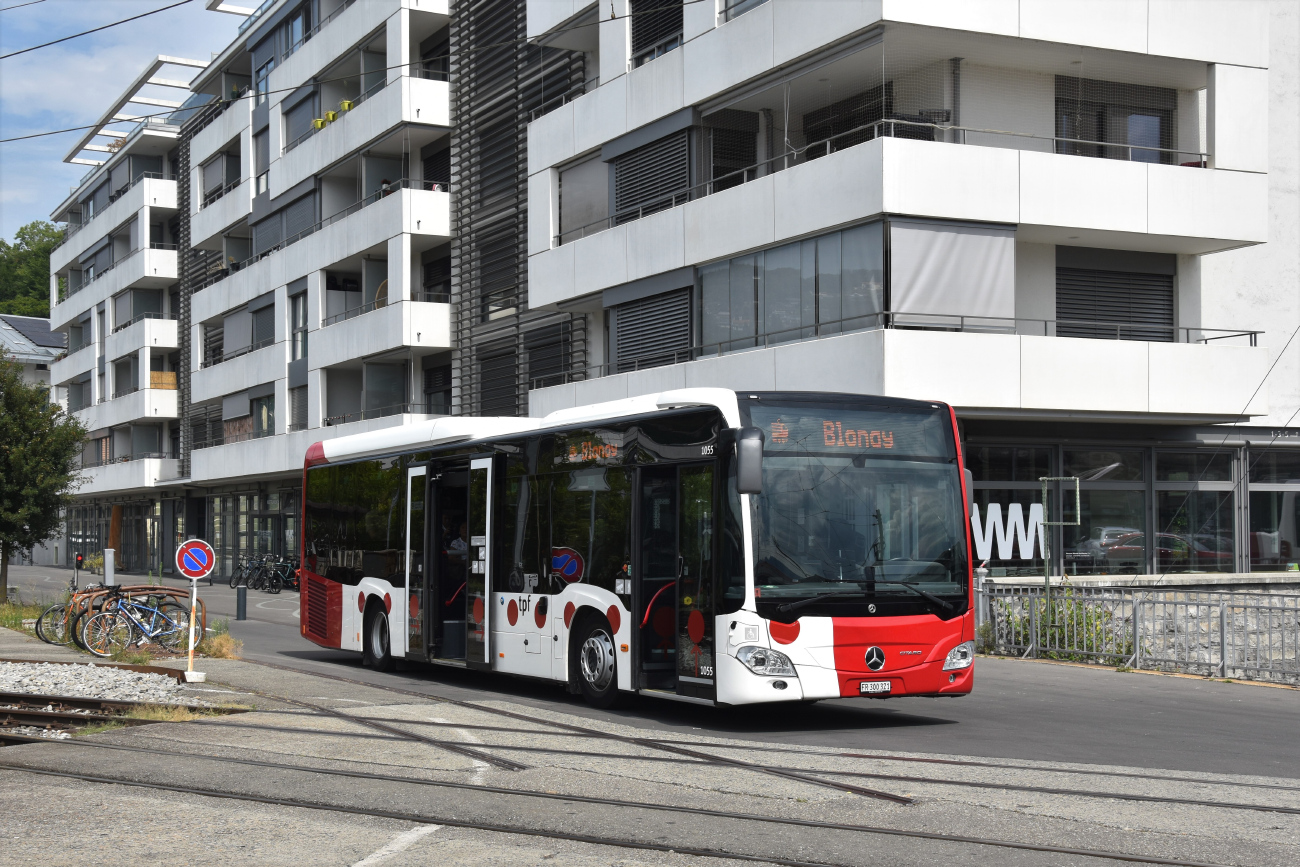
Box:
[176,539,216,581]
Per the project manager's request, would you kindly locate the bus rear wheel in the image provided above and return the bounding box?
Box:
[363,605,394,672]
[575,616,619,708]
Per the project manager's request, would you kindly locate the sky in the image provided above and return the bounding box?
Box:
[0,0,244,242]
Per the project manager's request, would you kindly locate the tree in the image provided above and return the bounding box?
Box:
[0,221,64,318]
[0,354,85,601]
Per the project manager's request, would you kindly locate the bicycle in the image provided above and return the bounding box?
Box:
[82,588,195,658]
[229,556,256,589]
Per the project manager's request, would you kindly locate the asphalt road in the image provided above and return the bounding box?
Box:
[7,564,1298,780]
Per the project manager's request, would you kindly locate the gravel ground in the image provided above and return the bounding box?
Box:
[1,726,70,740]
[0,661,212,706]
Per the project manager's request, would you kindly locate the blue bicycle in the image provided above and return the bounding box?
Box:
[82,589,196,657]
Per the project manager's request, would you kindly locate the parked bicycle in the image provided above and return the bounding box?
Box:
[81,587,195,658]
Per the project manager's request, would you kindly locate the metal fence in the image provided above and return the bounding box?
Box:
[978,583,1300,683]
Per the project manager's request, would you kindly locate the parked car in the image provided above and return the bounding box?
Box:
[1066,526,1142,567]
[1104,533,1234,573]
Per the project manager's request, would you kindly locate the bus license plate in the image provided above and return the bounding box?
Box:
[860,680,891,695]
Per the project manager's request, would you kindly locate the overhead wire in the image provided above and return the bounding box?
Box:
[0,0,51,12]
[0,0,195,60]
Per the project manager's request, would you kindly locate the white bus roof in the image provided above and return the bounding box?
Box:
[309,388,743,466]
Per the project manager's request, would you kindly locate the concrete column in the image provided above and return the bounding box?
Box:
[388,234,412,302]
[387,8,410,85]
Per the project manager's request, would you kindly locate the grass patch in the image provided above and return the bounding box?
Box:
[109,646,156,665]
[126,704,212,723]
[74,720,126,737]
[208,617,230,636]
[199,632,242,659]
[0,601,49,636]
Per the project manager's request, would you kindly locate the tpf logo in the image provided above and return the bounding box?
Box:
[970,503,1044,560]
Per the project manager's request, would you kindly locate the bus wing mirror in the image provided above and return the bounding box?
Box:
[964,468,974,513]
[736,427,764,494]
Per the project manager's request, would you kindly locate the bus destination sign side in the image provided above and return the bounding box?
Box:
[176,539,216,580]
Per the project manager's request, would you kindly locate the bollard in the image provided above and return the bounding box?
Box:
[236,584,247,621]
[103,549,115,587]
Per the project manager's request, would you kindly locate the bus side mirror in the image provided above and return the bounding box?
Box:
[736,427,764,494]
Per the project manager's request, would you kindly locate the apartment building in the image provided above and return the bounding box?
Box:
[523,0,1300,578]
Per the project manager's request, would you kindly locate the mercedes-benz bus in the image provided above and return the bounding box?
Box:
[299,388,975,707]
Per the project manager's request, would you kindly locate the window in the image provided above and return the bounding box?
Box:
[421,256,450,302]
[253,131,269,193]
[203,324,224,366]
[290,293,307,360]
[479,351,517,416]
[255,59,276,105]
[364,362,406,417]
[609,288,690,372]
[968,446,1053,578]
[697,221,883,352]
[1057,268,1175,341]
[289,386,307,431]
[613,131,690,220]
[251,305,275,349]
[525,324,571,390]
[251,395,274,439]
[304,458,405,585]
[284,97,318,150]
[423,364,451,415]
[721,0,768,21]
[630,0,682,67]
[1247,448,1300,572]
[708,116,758,192]
[1055,77,1175,164]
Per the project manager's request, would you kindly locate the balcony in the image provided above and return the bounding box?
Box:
[188,409,430,484]
[73,386,178,430]
[50,341,97,387]
[104,314,178,362]
[529,318,1269,423]
[191,184,449,323]
[50,176,177,274]
[530,136,1268,310]
[189,97,251,169]
[276,75,449,194]
[76,454,181,496]
[192,178,251,249]
[52,247,178,331]
[310,299,451,370]
[192,341,284,404]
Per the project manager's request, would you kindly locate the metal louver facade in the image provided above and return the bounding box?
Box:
[1056,267,1175,342]
[610,288,692,371]
[613,130,690,220]
[450,0,587,417]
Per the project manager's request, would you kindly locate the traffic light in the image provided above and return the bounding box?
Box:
[75,553,84,570]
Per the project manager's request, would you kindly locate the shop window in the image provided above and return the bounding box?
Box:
[967,446,1052,483]
[1062,449,1144,482]
[1157,491,1234,572]
[1157,451,1233,483]
[971,489,1047,578]
[1249,450,1300,484]
[1249,491,1300,571]
[1063,491,1147,576]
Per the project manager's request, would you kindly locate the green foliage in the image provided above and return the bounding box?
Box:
[0,221,63,317]
[0,601,47,632]
[996,589,1134,666]
[0,354,86,598]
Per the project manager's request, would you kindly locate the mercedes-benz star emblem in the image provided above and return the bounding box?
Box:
[864,646,886,671]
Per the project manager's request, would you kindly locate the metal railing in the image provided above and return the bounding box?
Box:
[237,0,275,34]
[322,290,448,327]
[281,0,357,61]
[192,428,275,451]
[111,385,139,399]
[530,77,599,120]
[557,117,1211,245]
[324,402,421,426]
[194,178,446,293]
[112,311,176,334]
[81,451,170,469]
[979,583,1300,683]
[529,310,1261,388]
[202,177,243,209]
[200,336,276,369]
[410,62,449,82]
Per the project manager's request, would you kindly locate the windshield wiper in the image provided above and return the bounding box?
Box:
[775,592,861,614]
[873,581,955,612]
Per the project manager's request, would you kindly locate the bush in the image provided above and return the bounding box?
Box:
[994,588,1134,666]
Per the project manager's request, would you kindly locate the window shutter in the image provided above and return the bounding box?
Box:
[479,351,517,416]
[285,98,316,146]
[525,324,571,389]
[251,37,276,76]
[202,157,224,194]
[254,131,270,175]
[613,130,690,219]
[630,0,683,56]
[423,148,450,187]
[610,288,691,371]
[251,307,275,346]
[290,386,307,429]
[283,193,316,241]
[251,214,282,256]
[1056,267,1175,342]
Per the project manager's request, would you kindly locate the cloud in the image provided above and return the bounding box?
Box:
[0,0,242,240]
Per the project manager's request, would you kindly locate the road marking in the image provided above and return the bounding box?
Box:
[433,717,490,785]
[350,824,443,866]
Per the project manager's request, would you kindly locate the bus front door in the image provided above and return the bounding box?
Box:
[405,466,426,659]
[429,464,469,662]
[637,464,715,699]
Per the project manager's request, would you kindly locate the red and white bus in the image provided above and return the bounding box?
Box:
[299,388,975,707]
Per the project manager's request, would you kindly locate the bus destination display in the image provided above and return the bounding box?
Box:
[751,405,949,458]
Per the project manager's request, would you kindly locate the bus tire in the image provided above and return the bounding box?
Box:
[574,614,619,708]
[363,604,394,672]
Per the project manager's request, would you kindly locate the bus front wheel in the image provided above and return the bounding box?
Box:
[575,616,619,708]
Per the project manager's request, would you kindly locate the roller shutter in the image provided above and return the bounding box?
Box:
[631,0,683,56]
[283,193,316,241]
[285,98,316,147]
[478,351,517,416]
[251,214,282,256]
[613,130,689,220]
[1056,267,1174,342]
[610,288,691,371]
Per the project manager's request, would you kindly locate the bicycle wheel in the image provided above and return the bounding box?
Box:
[83,611,133,658]
[156,603,195,652]
[249,567,266,592]
[268,571,283,594]
[35,604,70,645]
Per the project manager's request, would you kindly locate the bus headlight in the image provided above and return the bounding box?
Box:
[736,645,797,677]
[943,641,975,671]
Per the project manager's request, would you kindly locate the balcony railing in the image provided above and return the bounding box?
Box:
[195,179,448,292]
[556,118,1211,245]
[192,428,275,451]
[82,451,170,470]
[284,76,387,154]
[54,172,167,252]
[201,336,276,369]
[281,0,357,62]
[324,402,421,426]
[530,77,599,121]
[201,177,243,209]
[529,311,1261,388]
[112,311,176,334]
[111,385,139,399]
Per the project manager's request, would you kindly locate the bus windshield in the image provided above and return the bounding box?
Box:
[746,400,967,619]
